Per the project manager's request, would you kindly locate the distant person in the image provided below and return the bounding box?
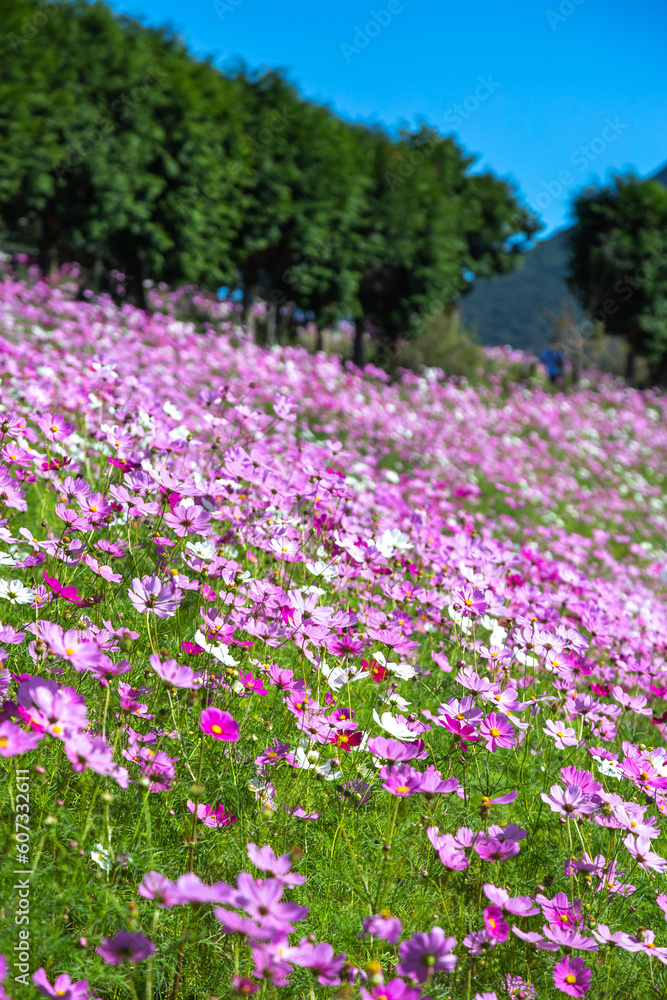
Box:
[541,348,564,384]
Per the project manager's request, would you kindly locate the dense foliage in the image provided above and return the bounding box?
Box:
[1,262,667,999]
[0,0,538,349]
[568,174,667,378]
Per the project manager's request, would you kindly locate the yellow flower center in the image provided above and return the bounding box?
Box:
[396,785,409,794]
[50,425,58,432]
[0,737,7,748]
[53,726,61,735]
[456,712,465,720]
[211,724,223,734]
[557,731,564,737]
[268,751,277,758]
[630,821,637,828]
[490,727,501,738]
[565,974,577,985]
[65,648,74,656]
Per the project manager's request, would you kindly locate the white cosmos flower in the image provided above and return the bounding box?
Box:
[380,691,411,710]
[595,759,623,780]
[372,709,415,740]
[185,540,216,561]
[91,843,112,871]
[0,553,17,567]
[192,629,239,666]
[305,559,338,580]
[373,650,416,681]
[374,528,413,558]
[321,660,367,692]
[294,747,341,780]
[447,605,474,633]
[0,578,33,605]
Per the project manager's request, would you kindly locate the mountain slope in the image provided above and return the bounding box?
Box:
[461,161,667,353]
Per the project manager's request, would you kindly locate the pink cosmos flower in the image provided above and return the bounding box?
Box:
[483,883,539,916]
[128,575,182,618]
[288,940,346,985]
[187,800,236,828]
[541,783,596,819]
[360,978,423,1000]
[32,968,93,1000]
[479,713,516,752]
[367,736,427,762]
[97,932,156,964]
[379,763,423,797]
[149,654,200,689]
[200,707,239,742]
[164,503,210,538]
[397,927,458,982]
[247,843,305,886]
[623,834,667,872]
[233,872,309,932]
[36,412,74,442]
[362,912,403,943]
[452,584,488,617]
[0,719,43,756]
[543,719,579,749]
[137,872,181,908]
[552,955,592,996]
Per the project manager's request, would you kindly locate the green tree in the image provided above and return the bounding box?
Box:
[351,126,538,367]
[568,174,667,379]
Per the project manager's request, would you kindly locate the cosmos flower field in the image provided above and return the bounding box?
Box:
[2,264,667,1000]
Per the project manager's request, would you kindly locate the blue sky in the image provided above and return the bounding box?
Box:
[108,0,667,238]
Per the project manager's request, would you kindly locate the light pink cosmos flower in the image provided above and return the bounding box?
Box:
[288,940,346,986]
[247,843,305,886]
[483,883,539,916]
[541,783,597,819]
[543,719,579,749]
[0,719,43,756]
[164,502,210,538]
[35,412,74,442]
[623,834,667,872]
[128,576,181,618]
[149,654,200,689]
[32,968,93,1000]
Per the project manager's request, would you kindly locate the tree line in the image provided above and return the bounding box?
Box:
[568,174,667,382]
[0,0,539,363]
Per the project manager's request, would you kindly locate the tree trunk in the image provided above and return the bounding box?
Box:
[125,251,147,311]
[266,300,278,346]
[39,211,60,278]
[625,348,636,383]
[242,282,257,340]
[353,316,365,369]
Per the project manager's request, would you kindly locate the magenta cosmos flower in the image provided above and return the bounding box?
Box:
[97,931,156,964]
[483,905,509,942]
[552,956,592,996]
[360,978,423,1000]
[479,713,516,752]
[397,927,458,982]
[200,707,239,742]
[379,763,422,797]
[32,968,93,1000]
